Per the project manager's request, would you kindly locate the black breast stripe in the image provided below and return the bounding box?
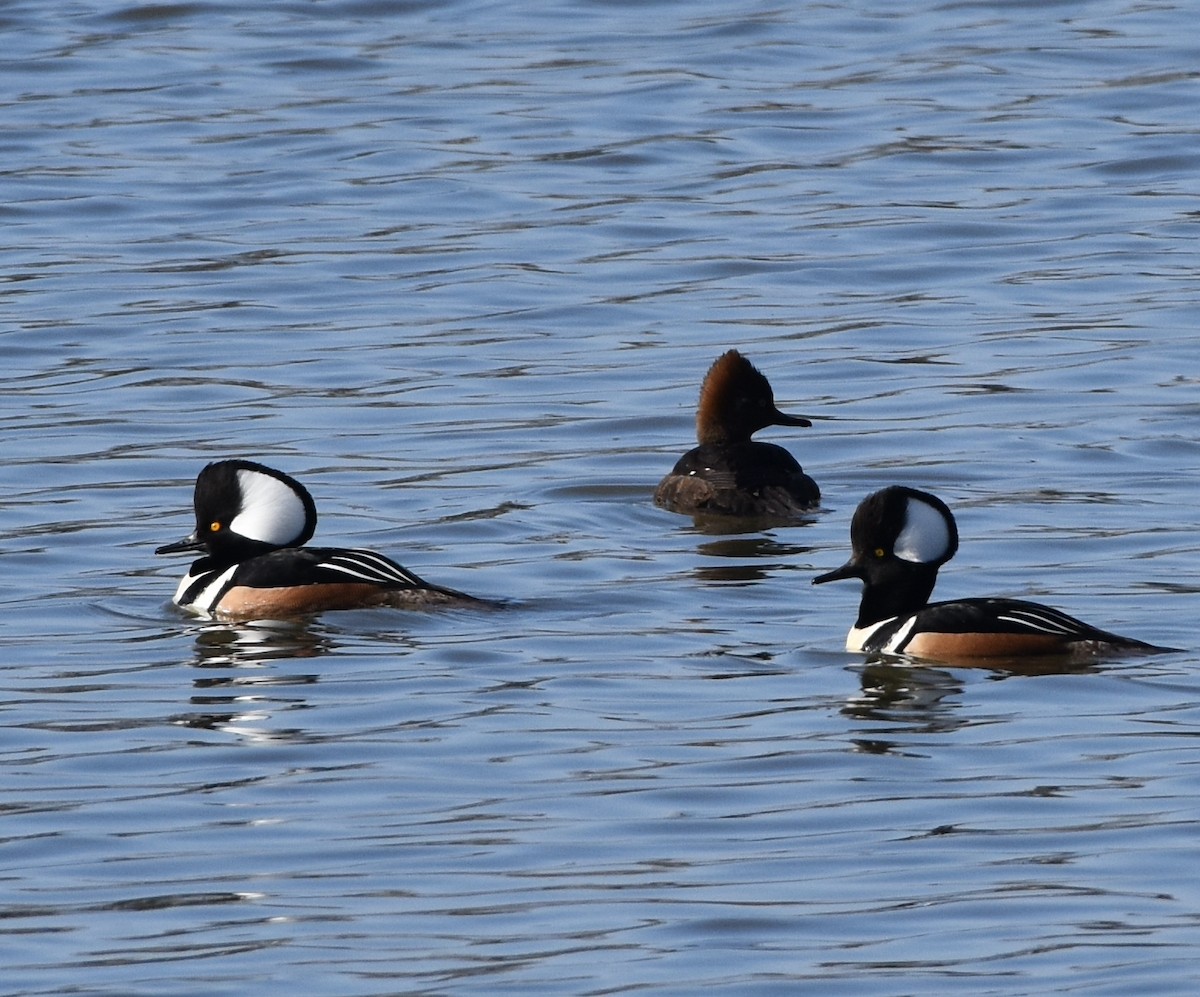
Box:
[861,617,914,653]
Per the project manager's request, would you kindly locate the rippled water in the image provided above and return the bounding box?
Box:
[4,1,1200,993]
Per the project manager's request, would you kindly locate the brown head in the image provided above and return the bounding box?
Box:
[695,349,812,445]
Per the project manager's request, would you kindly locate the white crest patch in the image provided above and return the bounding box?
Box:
[894,496,951,564]
[229,468,309,546]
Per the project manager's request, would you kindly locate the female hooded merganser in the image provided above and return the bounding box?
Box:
[654,349,819,519]
[813,485,1174,662]
[156,459,482,619]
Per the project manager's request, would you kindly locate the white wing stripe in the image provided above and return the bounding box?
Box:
[318,550,422,587]
[996,607,1083,636]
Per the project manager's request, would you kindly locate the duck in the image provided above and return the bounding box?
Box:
[813,485,1175,662]
[156,459,483,619]
[654,349,819,519]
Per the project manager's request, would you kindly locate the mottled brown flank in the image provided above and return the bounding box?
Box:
[654,476,814,520]
[214,583,474,620]
[903,630,1079,662]
[653,475,713,513]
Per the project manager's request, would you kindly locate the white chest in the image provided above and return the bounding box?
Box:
[846,615,916,653]
[174,564,238,616]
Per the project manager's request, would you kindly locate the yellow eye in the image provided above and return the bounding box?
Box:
[210,521,222,533]
[874,547,886,558]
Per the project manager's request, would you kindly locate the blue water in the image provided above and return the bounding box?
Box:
[3,1,1200,993]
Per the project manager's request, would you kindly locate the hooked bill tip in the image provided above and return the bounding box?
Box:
[155,534,202,556]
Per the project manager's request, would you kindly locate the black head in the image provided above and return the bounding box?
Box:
[813,486,959,626]
[156,459,317,564]
[695,349,812,445]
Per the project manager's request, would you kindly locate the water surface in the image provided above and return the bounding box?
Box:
[3,1,1200,994]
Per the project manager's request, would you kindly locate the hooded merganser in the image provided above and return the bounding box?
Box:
[813,485,1175,662]
[654,349,819,519]
[156,459,482,619]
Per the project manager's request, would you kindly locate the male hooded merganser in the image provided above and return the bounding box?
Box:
[654,349,819,519]
[813,485,1174,662]
[156,459,482,619]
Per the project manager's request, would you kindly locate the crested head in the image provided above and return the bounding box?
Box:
[851,486,958,567]
[195,459,317,550]
[695,349,811,445]
[813,485,958,626]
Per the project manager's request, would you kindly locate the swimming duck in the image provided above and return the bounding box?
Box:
[655,349,819,519]
[157,459,482,619]
[814,485,1175,662]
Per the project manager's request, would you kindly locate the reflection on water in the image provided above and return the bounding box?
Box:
[189,619,335,670]
[844,661,968,736]
[844,656,1112,747]
[174,621,330,742]
[691,534,815,584]
[4,0,1200,994]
